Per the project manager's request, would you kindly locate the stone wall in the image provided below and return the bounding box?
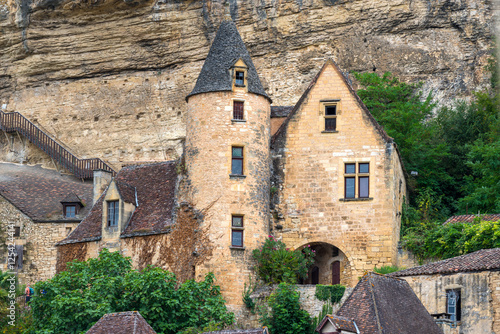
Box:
[0,0,496,167]
[271,61,406,287]
[0,196,78,284]
[401,272,496,334]
[490,271,500,334]
[184,88,271,313]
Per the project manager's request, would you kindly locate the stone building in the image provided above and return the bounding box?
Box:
[390,248,500,334]
[6,17,406,317]
[0,162,93,284]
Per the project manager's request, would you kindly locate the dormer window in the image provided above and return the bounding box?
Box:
[107,200,119,227]
[235,71,245,86]
[64,205,77,218]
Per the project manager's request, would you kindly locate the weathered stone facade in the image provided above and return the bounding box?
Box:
[401,271,500,334]
[271,60,406,286]
[0,196,78,284]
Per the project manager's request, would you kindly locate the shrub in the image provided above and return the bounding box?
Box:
[373,266,404,275]
[314,284,346,304]
[260,283,313,334]
[252,236,315,284]
[30,249,233,334]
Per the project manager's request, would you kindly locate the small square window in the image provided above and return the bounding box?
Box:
[107,201,119,227]
[64,205,76,218]
[231,147,244,175]
[235,71,245,86]
[66,227,72,235]
[325,106,337,116]
[359,163,369,174]
[345,164,356,174]
[14,227,20,238]
[231,215,244,247]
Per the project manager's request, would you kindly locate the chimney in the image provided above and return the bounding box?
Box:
[93,169,112,204]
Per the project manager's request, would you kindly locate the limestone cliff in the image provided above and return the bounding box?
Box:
[0,0,497,167]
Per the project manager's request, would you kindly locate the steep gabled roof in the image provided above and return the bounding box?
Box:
[271,59,393,145]
[57,161,178,245]
[336,272,441,334]
[0,163,92,222]
[186,19,270,102]
[390,248,500,277]
[444,214,500,224]
[316,314,359,333]
[86,311,156,334]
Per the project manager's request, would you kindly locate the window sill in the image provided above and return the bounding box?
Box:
[229,174,246,179]
[230,246,245,250]
[235,84,246,88]
[231,119,246,123]
[321,130,339,133]
[339,197,373,202]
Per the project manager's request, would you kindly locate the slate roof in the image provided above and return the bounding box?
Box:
[186,19,270,102]
[271,59,393,145]
[389,248,500,277]
[57,161,178,245]
[86,311,156,334]
[316,314,358,333]
[336,272,441,334]
[270,106,293,118]
[444,214,500,224]
[0,163,92,222]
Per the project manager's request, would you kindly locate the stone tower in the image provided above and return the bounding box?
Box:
[185,19,272,312]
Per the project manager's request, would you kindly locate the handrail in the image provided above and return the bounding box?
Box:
[0,110,115,179]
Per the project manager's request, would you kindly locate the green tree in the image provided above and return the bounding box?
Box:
[260,283,313,334]
[252,236,315,284]
[30,249,233,334]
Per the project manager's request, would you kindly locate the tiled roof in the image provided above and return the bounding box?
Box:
[57,161,178,245]
[336,272,441,334]
[444,214,500,224]
[0,163,92,222]
[390,248,500,277]
[86,311,156,334]
[316,315,358,333]
[60,193,83,204]
[186,19,270,102]
[270,106,293,118]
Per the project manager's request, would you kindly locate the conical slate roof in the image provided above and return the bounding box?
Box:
[186,20,270,102]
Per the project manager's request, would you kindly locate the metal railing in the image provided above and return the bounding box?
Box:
[0,110,115,179]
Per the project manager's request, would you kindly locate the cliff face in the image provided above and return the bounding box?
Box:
[0,0,496,167]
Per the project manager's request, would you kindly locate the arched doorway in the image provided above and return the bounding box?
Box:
[300,242,351,285]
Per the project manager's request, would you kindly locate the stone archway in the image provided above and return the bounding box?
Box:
[298,242,352,286]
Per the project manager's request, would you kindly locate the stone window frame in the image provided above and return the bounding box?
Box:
[107,200,119,227]
[340,161,373,202]
[231,59,248,91]
[232,99,246,122]
[230,214,244,249]
[230,145,246,178]
[319,99,341,133]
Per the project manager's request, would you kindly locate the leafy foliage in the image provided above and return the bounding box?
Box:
[252,236,315,284]
[260,283,313,334]
[30,249,233,334]
[314,285,346,304]
[403,219,500,261]
[311,302,333,334]
[372,266,404,275]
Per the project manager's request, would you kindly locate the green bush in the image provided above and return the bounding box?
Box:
[260,283,313,334]
[373,266,404,275]
[30,249,233,334]
[252,236,315,284]
[314,285,346,304]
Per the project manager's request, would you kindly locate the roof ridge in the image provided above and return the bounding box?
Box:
[366,274,384,334]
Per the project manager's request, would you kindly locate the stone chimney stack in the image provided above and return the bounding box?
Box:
[93,170,112,204]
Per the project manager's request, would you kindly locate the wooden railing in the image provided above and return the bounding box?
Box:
[0,110,115,179]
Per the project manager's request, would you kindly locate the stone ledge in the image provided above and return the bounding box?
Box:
[339,197,373,202]
[229,174,247,179]
[321,130,339,134]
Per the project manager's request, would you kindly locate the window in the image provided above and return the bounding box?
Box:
[231,215,244,247]
[64,205,77,218]
[231,147,244,175]
[324,105,337,131]
[233,101,244,120]
[446,289,461,322]
[235,71,244,86]
[344,163,370,199]
[107,201,119,227]
[66,227,72,235]
[14,227,20,238]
